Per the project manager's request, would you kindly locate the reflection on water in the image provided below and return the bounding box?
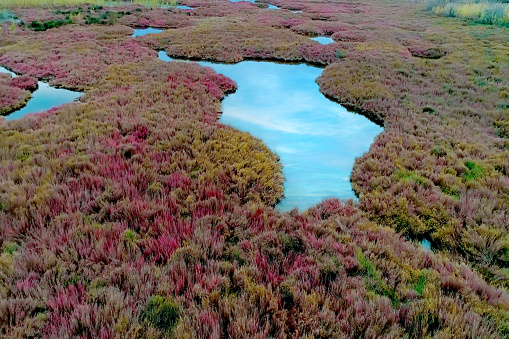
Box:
[310,36,334,45]
[132,28,162,38]
[0,66,82,121]
[156,51,382,211]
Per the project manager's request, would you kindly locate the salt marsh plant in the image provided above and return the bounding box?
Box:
[1,0,509,336]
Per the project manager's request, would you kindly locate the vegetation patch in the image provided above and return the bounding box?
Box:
[1,0,509,337]
[428,0,509,27]
[463,160,484,181]
[0,73,36,115]
[396,170,430,188]
[142,295,180,333]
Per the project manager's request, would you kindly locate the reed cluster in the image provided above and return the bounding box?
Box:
[428,0,509,26]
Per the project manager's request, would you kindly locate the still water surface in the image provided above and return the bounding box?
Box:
[153,45,382,210]
[230,0,279,9]
[310,36,334,45]
[0,66,82,121]
[137,29,383,210]
[132,27,162,37]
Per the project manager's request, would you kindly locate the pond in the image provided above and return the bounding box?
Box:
[132,27,162,38]
[134,29,382,211]
[421,239,432,251]
[156,52,382,211]
[310,36,334,45]
[0,66,82,121]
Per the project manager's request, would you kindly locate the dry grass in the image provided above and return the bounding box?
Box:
[428,0,509,26]
[0,0,178,9]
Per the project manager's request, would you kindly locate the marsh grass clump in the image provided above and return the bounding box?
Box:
[138,17,319,63]
[494,119,509,138]
[27,17,72,30]
[2,241,19,254]
[0,25,156,90]
[0,73,37,115]
[18,6,133,30]
[428,0,509,26]
[463,160,484,181]
[142,295,180,333]
[396,170,430,188]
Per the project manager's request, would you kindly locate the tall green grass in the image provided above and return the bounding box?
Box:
[0,0,178,9]
[428,0,509,26]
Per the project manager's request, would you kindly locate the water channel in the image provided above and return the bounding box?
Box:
[0,66,82,121]
[230,0,280,9]
[133,29,382,210]
[310,36,334,45]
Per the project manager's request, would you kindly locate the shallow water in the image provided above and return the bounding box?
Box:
[132,27,162,38]
[421,239,432,251]
[310,36,334,45]
[156,52,382,211]
[0,66,82,121]
[230,0,279,9]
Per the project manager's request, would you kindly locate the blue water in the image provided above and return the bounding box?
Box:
[421,239,432,251]
[230,0,279,9]
[177,5,194,10]
[0,66,82,120]
[0,66,16,77]
[156,51,382,211]
[158,51,174,62]
[310,37,334,45]
[132,28,162,37]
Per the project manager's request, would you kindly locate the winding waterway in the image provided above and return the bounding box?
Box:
[0,66,82,121]
[146,29,382,211]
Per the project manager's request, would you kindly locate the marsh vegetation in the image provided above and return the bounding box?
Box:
[0,0,509,337]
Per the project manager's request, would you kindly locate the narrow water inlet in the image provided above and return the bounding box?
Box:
[230,0,280,9]
[132,27,162,37]
[0,66,82,121]
[134,29,382,211]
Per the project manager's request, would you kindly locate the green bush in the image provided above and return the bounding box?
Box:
[143,295,180,333]
[463,160,484,181]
